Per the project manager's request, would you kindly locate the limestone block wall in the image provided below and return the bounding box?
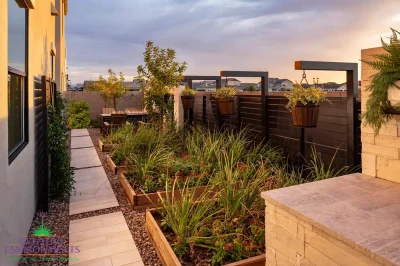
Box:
[63,91,143,120]
[361,48,400,183]
[265,201,383,266]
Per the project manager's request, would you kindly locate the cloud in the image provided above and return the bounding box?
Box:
[66,0,400,84]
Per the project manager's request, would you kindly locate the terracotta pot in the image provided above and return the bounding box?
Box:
[181,96,195,109]
[217,98,234,115]
[381,105,400,115]
[291,102,319,128]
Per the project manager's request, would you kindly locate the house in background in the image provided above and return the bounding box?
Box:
[0,0,68,265]
[267,78,294,91]
[192,78,259,92]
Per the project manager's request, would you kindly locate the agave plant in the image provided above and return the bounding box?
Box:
[362,28,400,134]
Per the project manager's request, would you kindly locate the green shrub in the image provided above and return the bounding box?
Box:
[48,92,75,199]
[67,100,91,129]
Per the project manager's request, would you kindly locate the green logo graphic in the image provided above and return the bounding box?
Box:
[33,212,52,237]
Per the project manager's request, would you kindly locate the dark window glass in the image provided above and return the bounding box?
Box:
[8,0,26,73]
[8,0,27,158]
[8,74,24,152]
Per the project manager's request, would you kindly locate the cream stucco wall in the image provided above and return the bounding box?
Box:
[0,1,67,265]
[55,0,67,92]
[361,47,400,183]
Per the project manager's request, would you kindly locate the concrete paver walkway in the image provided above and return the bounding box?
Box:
[69,212,143,266]
[69,129,143,265]
[71,136,95,149]
[71,147,102,169]
[70,167,119,215]
[71,129,90,137]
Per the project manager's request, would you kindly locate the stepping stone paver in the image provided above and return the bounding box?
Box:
[71,147,102,169]
[71,136,94,149]
[70,167,118,215]
[69,212,143,266]
[71,129,90,137]
[68,133,143,265]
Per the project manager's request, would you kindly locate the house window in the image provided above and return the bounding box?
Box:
[8,0,28,162]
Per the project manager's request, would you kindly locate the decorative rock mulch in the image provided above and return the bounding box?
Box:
[18,200,70,266]
[87,128,162,266]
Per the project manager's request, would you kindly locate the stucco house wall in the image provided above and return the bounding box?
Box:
[0,1,67,265]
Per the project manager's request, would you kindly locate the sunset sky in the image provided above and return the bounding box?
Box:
[66,0,400,85]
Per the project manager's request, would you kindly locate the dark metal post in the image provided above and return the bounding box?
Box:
[202,95,206,125]
[347,69,357,166]
[261,74,269,142]
[299,128,305,165]
[237,95,241,130]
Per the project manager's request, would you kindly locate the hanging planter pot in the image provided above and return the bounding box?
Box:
[291,101,320,127]
[181,95,195,109]
[215,87,237,116]
[217,98,235,115]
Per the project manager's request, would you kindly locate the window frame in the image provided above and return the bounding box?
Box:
[8,5,29,164]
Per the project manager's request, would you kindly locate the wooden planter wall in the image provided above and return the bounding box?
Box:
[98,139,115,153]
[106,155,134,175]
[119,173,211,210]
[145,211,265,266]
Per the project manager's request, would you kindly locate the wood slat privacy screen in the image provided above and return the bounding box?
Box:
[34,76,52,211]
[191,92,361,168]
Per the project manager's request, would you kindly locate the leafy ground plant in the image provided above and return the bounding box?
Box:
[48,92,75,199]
[67,100,91,129]
[158,179,220,258]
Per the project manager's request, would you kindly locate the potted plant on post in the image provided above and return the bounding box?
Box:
[284,83,329,127]
[215,87,236,115]
[181,86,196,109]
[362,28,400,134]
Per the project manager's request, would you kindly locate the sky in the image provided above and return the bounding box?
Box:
[66,0,400,85]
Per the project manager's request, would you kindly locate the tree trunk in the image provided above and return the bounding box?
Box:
[113,98,117,110]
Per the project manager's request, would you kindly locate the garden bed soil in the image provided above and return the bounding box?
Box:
[98,139,115,153]
[120,173,212,210]
[146,210,266,266]
[106,154,134,174]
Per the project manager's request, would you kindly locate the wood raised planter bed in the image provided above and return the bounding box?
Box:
[98,139,115,153]
[145,210,265,266]
[119,173,211,210]
[106,155,133,175]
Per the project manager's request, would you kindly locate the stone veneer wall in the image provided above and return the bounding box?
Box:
[361,48,400,183]
[265,201,383,266]
[63,91,143,120]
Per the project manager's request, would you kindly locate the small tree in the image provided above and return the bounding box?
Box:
[90,69,128,110]
[137,41,187,123]
[248,84,257,91]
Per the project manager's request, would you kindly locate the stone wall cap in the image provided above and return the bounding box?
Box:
[262,173,400,266]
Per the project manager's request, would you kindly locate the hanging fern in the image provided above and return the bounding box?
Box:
[362,28,400,134]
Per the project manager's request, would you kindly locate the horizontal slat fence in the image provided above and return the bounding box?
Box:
[192,92,361,168]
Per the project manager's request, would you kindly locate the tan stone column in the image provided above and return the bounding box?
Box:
[361,47,400,183]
